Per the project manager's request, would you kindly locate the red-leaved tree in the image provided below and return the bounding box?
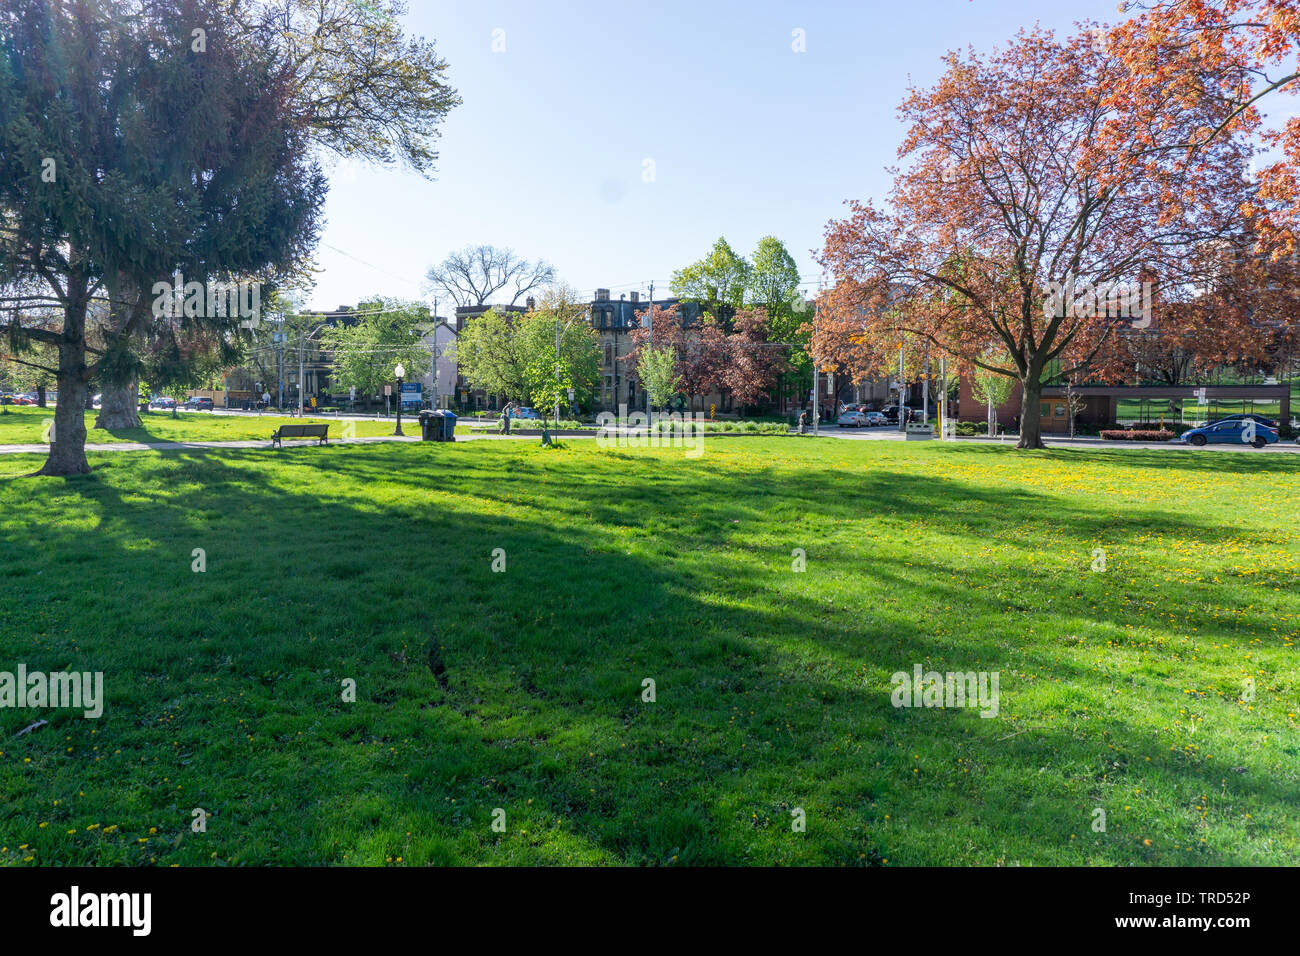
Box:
[817,26,1255,447]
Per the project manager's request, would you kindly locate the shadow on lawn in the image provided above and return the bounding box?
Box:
[938,440,1300,475]
[0,442,1290,865]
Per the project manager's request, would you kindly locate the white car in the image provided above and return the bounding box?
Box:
[837,410,869,428]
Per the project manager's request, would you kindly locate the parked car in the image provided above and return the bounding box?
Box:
[13,393,37,406]
[1181,419,1278,448]
[150,397,177,410]
[862,410,889,426]
[836,410,869,428]
[881,405,918,424]
[514,406,541,420]
[183,397,215,411]
[1207,413,1277,429]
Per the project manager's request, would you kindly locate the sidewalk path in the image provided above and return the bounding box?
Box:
[3,429,1295,456]
[0,433,534,455]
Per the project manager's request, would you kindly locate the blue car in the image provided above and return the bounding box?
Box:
[1181,419,1278,448]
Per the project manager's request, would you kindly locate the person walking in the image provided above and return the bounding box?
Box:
[797,409,808,435]
[502,402,512,435]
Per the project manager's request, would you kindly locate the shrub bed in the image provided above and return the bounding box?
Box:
[1100,429,1175,441]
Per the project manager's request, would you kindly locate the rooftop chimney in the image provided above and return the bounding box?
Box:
[629,291,639,303]
[595,288,610,302]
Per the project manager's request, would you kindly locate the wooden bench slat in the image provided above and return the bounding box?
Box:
[271,423,330,447]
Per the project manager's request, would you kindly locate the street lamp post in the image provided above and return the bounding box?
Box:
[393,362,406,436]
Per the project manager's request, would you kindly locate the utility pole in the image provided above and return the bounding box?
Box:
[922,355,930,424]
[897,339,906,432]
[939,355,948,439]
[811,297,819,435]
[276,318,284,411]
[432,299,439,410]
[646,281,654,423]
[297,323,306,417]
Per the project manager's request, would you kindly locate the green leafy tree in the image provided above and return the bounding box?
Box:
[96,0,460,428]
[519,292,600,421]
[450,308,527,404]
[0,0,325,475]
[747,236,801,316]
[671,237,750,323]
[747,236,809,411]
[637,346,682,412]
[970,353,1015,435]
[319,298,431,401]
[234,0,460,175]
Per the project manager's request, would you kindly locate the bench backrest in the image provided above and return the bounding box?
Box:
[277,424,329,438]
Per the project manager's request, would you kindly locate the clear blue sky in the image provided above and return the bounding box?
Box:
[308,0,1127,312]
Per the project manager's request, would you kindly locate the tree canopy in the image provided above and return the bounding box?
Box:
[816,26,1254,447]
[318,298,431,399]
[0,0,326,474]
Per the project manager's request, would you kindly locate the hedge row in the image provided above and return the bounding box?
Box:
[1100,429,1175,441]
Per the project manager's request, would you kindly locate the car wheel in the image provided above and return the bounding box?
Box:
[1252,437,1267,449]
[1190,434,1207,446]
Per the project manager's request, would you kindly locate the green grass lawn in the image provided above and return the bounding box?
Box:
[0,405,402,445]
[0,437,1296,866]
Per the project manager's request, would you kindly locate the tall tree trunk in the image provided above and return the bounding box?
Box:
[38,304,91,477]
[95,378,141,430]
[36,384,47,407]
[95,271,143,430]
[1018,378,1047,450]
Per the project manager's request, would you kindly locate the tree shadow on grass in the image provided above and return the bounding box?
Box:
[0,443,1293,865]
[939,440,1300,475]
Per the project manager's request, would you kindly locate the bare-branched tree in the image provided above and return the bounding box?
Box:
[425,245,556,308]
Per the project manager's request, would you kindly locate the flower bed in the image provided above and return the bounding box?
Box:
[1100,429,1175,441]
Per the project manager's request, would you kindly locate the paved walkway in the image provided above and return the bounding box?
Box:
[3,427,1296,456]
[0,433,532,455]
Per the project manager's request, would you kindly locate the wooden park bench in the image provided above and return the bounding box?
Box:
[271,423,330,448]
